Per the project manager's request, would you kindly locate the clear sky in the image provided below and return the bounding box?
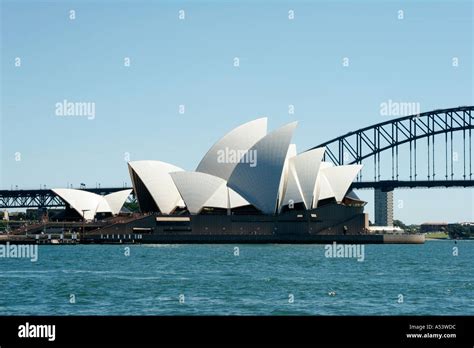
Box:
[1,0,473,224]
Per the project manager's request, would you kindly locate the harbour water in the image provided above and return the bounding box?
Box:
[0,240,472,315]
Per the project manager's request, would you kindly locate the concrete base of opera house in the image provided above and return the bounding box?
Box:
[80,204,425,245]
[82,233,425,244]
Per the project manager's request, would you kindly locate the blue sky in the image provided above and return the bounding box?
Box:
[1,0,473,223]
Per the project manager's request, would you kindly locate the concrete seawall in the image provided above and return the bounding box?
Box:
[382,234,425,244]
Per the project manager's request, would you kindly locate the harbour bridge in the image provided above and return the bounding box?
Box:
[1,106,472,225]
[311,105,473,225]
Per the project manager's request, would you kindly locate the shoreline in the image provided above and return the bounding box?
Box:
[0,233,426,245]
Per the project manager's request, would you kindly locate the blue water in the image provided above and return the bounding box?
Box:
[0,240,472,315]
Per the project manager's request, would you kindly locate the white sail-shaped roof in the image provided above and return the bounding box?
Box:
[281,159,304,208]
[227,122,298,214]
[320,162,334,169]
[53,188,101,220]
[314,172,336,206]
[202,180,228,210]
[196,118,267,181]
[170,172,227,214]
[96,196,111,213]
[103,189,132,215]
[313,162,334,207]
[54,188,131,219]
[277,144,297,210]
[128,161,184,214]
[292,147,325,209]
[321,164,363,202]
[228,188,249,208]
[203,185,250,209]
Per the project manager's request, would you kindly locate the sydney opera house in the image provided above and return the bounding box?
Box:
[53,118,371,243]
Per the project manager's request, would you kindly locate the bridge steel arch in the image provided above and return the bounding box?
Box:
[310,106,474,185]
[309,106,474,226]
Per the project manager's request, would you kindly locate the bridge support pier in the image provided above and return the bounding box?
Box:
[374,188,393,226]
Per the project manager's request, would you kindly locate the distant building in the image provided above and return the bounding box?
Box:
[368,226,403,234]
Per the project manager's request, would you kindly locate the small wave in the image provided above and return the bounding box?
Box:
[60,270,134,274]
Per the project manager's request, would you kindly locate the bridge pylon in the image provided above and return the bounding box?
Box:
[374,188,394,227]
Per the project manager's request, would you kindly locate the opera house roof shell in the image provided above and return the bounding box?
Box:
[128,118,363,216]
[52,188,132,220]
